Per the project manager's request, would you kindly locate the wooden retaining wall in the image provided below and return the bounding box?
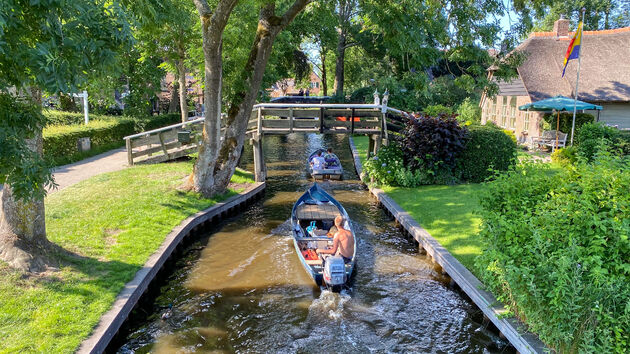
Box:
[348,137,547,354]
[78,182,266,354]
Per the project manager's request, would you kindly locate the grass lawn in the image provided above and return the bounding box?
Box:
[0,162,253,353]
[381,184,485,273]
[352,135,485,272]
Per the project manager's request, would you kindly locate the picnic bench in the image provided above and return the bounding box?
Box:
[532,130,567,151]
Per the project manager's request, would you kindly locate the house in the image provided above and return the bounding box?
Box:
[480,19,630,143]
[156,72,203,114]
[269,72,323,97]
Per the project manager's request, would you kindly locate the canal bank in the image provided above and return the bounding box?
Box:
[113,134,514,353]
[349,136,547,353]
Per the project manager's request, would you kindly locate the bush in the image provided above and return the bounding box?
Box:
[398,113,468,184]
[455,97,481,124]
[43,113,180,165]
[551,146,578,165]
[502,129,517,145]
[576,122,623,161]
[457,124,516,183]
[542,112,594,135]
[43,110,116,126]
[422,104,453,116]
[363,144,405,186]
[476,156,630,352]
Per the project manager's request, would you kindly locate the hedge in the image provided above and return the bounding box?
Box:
[457,124,517,183]
[43,113,180,165]
[43,110,116,126]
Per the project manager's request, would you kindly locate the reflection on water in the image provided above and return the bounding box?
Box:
[116,134,511,353]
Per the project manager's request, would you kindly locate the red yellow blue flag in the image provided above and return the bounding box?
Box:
[562,21,583,77]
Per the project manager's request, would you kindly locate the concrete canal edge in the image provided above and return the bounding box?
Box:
[348,137,546,354]
[78,182,266,354]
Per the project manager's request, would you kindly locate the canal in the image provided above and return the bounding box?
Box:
[115,134,511,353]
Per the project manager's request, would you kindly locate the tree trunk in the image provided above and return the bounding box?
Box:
[0,89,51,272]
[191,0,310,197]
[333,29,346,97]
[177,48,188,122]
[168,83,180,113]
[321,49,328,96]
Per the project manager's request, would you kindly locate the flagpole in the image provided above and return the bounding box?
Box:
[570,8,586,145]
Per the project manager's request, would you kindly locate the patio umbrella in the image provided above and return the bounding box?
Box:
[519,95,603,148]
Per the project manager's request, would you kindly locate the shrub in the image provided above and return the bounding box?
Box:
[43,113,180,165]
[43,110,116,126]
[455,97,481,124]
[422,104,453,116]
[551,146,578,165]
[576,122,622,161]
[362,144,405,186]
[457,124,516,183]
[398,113,468,184]
[476,156,630,352]
[502,129,517,145]
[543,112,594,135]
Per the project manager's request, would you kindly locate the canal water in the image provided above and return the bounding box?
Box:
[116,134,511,353]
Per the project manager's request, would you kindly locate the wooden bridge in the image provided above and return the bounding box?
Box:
[123,103,407,181]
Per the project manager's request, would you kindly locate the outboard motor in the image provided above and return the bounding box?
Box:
[323,256,346,288]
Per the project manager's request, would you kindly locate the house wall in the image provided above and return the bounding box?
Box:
[481,94,544,143]
[596,103,630,129]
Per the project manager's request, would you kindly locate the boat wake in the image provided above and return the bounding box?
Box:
[309,289,351,320]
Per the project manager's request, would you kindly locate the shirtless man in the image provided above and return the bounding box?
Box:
[316,215,354,263]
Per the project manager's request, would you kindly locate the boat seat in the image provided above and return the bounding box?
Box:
[305,259,323,265]
[296,203,340,220]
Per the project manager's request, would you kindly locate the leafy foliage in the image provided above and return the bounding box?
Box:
[455,97,481,124]
[363,144,406,186]
[551,145,578,165]
[42,114,180,165]
[542,112,594,135]
[398,113,469,184]
[476,155,630,352]
[576,122,629,161]
[0,94,55,200]
[457,124,517,183]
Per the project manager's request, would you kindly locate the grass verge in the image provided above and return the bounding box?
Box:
[352,135,485,272]
[0,162,253,353]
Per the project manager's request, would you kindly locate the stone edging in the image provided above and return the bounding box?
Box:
[348,137,546,354]
[78,182,266,354]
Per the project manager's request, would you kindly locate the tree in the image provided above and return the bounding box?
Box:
[333,0,359,97]
[0,0,134,272]
[190,0,311,197]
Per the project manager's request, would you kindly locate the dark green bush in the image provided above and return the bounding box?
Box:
[363,144,405,186]
[542,112,594,135]
[457,124,516,183]
[476,156,630,352]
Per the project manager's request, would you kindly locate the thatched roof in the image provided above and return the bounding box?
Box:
[514,27,630,103]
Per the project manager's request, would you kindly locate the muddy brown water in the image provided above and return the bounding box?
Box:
[115,134,512,353]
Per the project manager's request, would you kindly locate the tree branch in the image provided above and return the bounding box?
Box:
[280,0,312,29]
[343,41,358,50]
[192,0,212,17]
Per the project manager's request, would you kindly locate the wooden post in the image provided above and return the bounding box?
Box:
[382,112,389,146]
[374,134,382,155]
[125,138,133,166]
[257,107,262,136]
[289,108,294,133]
[368,135,375,158]
[252,135,265,182]
[351,108,355,134]
[319,107,324,133]
[158,132,168,156]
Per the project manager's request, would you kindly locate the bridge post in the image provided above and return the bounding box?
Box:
[373,134,382,155]
[368,135,375,158]
[252,134,266,182]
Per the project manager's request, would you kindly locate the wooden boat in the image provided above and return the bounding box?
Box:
[291,183,356,290]
[307,149,343,180]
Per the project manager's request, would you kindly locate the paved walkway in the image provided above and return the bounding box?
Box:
[0,148,129,208]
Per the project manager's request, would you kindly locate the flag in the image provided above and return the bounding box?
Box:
[561,22,583,77]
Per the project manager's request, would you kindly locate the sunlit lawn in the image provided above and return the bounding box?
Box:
[0,162,253,353]
[352,135,485,272]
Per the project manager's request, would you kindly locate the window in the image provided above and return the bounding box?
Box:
[491,97,497,123]
[524,111,530,131]
[501,96,508,127]
[509,97,517,128]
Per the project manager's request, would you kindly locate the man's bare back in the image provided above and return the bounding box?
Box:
[316,215,354,260]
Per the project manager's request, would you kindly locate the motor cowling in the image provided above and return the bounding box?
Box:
[323,256,346,287]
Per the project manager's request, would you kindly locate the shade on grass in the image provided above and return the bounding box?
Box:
[0,162,253,353]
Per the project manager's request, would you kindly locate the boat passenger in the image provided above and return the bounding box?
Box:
[310,151,326,170]
[316,215,354,263]
[323,148,338,166]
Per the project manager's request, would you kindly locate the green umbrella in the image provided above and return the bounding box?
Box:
[519,95,603,148]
